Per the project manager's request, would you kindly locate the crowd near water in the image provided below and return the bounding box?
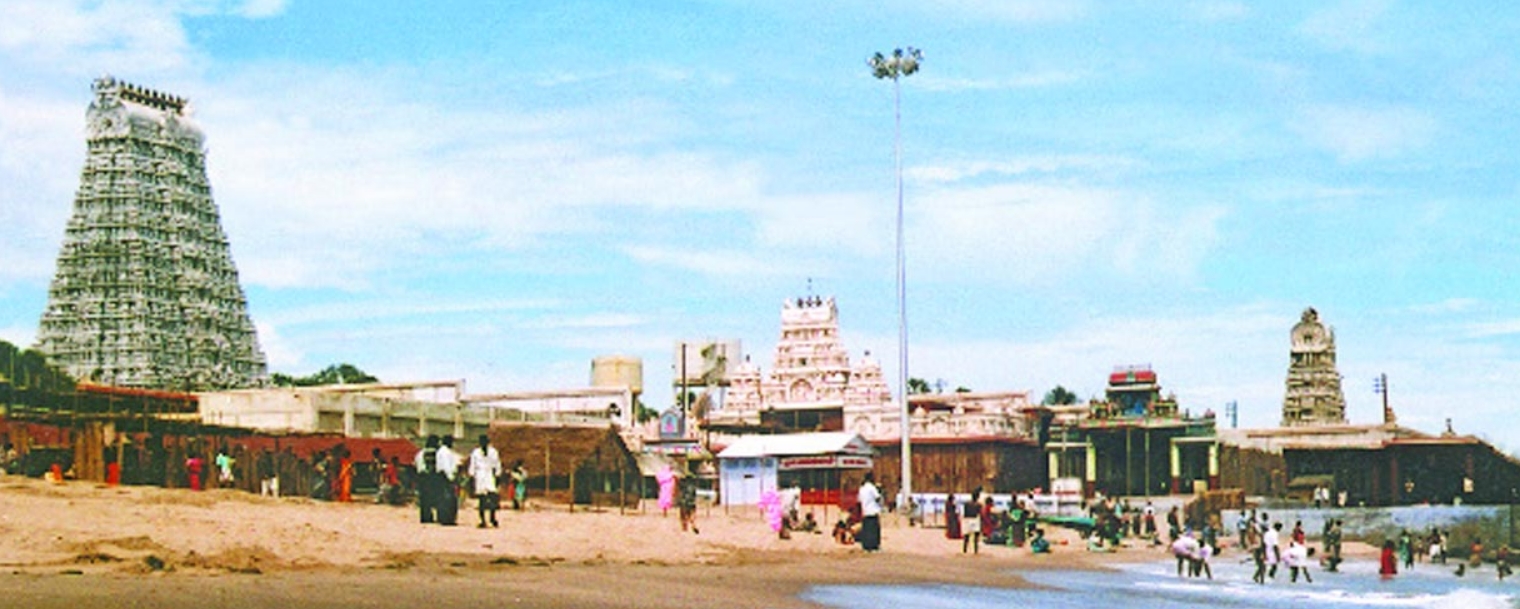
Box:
[807,498,1520,609]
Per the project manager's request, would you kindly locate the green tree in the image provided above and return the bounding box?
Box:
[0,339,77,393]
[1042,385,1079,405]
[907,377,931,395]
[271,363,378,387]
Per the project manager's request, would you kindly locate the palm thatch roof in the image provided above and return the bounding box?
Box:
[488,423,635,477]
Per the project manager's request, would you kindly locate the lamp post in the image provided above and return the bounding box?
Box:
[869,47,922,510]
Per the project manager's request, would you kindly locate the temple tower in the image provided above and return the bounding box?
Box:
[35,76,267,391]
[1281,307,1346,426]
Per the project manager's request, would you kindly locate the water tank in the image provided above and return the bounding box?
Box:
[591,355,643,395]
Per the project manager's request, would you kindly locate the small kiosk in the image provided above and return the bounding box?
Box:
[716,431,874,506]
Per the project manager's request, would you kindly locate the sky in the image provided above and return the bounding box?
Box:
[2,1,1520,452]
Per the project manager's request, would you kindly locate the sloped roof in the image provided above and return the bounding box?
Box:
[716,431,874,458]
[487,423,635,476]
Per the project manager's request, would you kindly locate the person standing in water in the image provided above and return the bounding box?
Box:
[1380,539,1399,579]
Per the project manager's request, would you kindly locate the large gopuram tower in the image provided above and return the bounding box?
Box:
[35,75,267,391]
[1281,307,1346,426]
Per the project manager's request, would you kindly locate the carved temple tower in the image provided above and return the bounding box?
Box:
[718,296,891,432]
[1281,307,1346,427]
[35,76,267,391]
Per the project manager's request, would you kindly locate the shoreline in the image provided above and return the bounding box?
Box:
[0,475,1340,608]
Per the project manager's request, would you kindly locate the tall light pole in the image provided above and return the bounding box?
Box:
[870,47,922,510]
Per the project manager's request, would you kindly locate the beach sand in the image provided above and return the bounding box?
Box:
[0,475,1348,608]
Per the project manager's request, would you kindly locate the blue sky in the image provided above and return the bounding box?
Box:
[3,1,1519,452]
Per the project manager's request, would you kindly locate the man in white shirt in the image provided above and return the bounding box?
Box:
[436,436,462,526]
[1263,521,1282,579]
[857,472,883,552]
[468,435,502,528]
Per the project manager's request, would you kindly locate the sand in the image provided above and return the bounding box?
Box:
[0,474,1331,608]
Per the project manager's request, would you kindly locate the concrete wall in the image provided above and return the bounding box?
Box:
[1226,503,1519,551]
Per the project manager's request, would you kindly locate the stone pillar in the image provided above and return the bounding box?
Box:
[1207,442,1220,491]
[1169,441,1181,495]
[1084,441,1097,498]
[1048,450,1060,491]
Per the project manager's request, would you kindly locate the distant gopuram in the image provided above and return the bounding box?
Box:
[1281,307,1346,426]
[35,75,267,391]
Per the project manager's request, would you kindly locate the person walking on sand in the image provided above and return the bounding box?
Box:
[857,472,883,552]
[437,436,461,526]
[468,435,502,528]
[510,461,528,510]
[335,445,353,503]
[257,448,277,497]
[677,471,699,534]
[186,451,205,491]
[415,435,441,524]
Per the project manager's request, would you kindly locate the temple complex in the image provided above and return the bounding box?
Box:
[1281,307,1346,426]
[35,76,267,391]
[708,296,892,436]
[703,295,1049,495]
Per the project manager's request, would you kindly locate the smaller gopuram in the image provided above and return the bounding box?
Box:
[713,295,892,434]
[1281,307,1347,427]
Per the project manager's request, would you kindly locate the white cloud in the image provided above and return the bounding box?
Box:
[0,325,38,349]
[1191,1,1249,22]
[1290,105,1436,162]
[1298,0,1392,54]
[623,245,789,279]
[908,183,1226,285]
[915,0,1089,23]
[907,155,1141,184]
[234,0,287,19]
[253,322,302,369]
[917,71,1086,92]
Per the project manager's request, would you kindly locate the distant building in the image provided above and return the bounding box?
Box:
[200,381,483,439]
[703,295,1046,496]
[35,76,267,391]
[1046,365,1218,497]
[1282,307,1347,426]
[705,296,891,438]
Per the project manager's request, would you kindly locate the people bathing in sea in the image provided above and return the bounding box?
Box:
[1323,519,1344,572]
[1398,529,1413,570]
[1172,530,1199,577]
[1251,530,1269,584]
[1285,540,1314,583]
[1497,544,1513,580]
[1264,522,1283,579]
[1380,539,1399,578]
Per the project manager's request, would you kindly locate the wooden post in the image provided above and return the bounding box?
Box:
[544,443,551,507]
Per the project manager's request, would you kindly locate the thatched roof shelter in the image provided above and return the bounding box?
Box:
[487,423,639,506]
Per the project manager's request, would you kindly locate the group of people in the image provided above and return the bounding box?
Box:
[1379,527,1514,580]
[942,488,1042,554]
[1236,512,1317,585]
[414,434,528,528]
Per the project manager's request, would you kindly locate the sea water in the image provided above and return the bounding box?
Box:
[801,554,1517,609]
